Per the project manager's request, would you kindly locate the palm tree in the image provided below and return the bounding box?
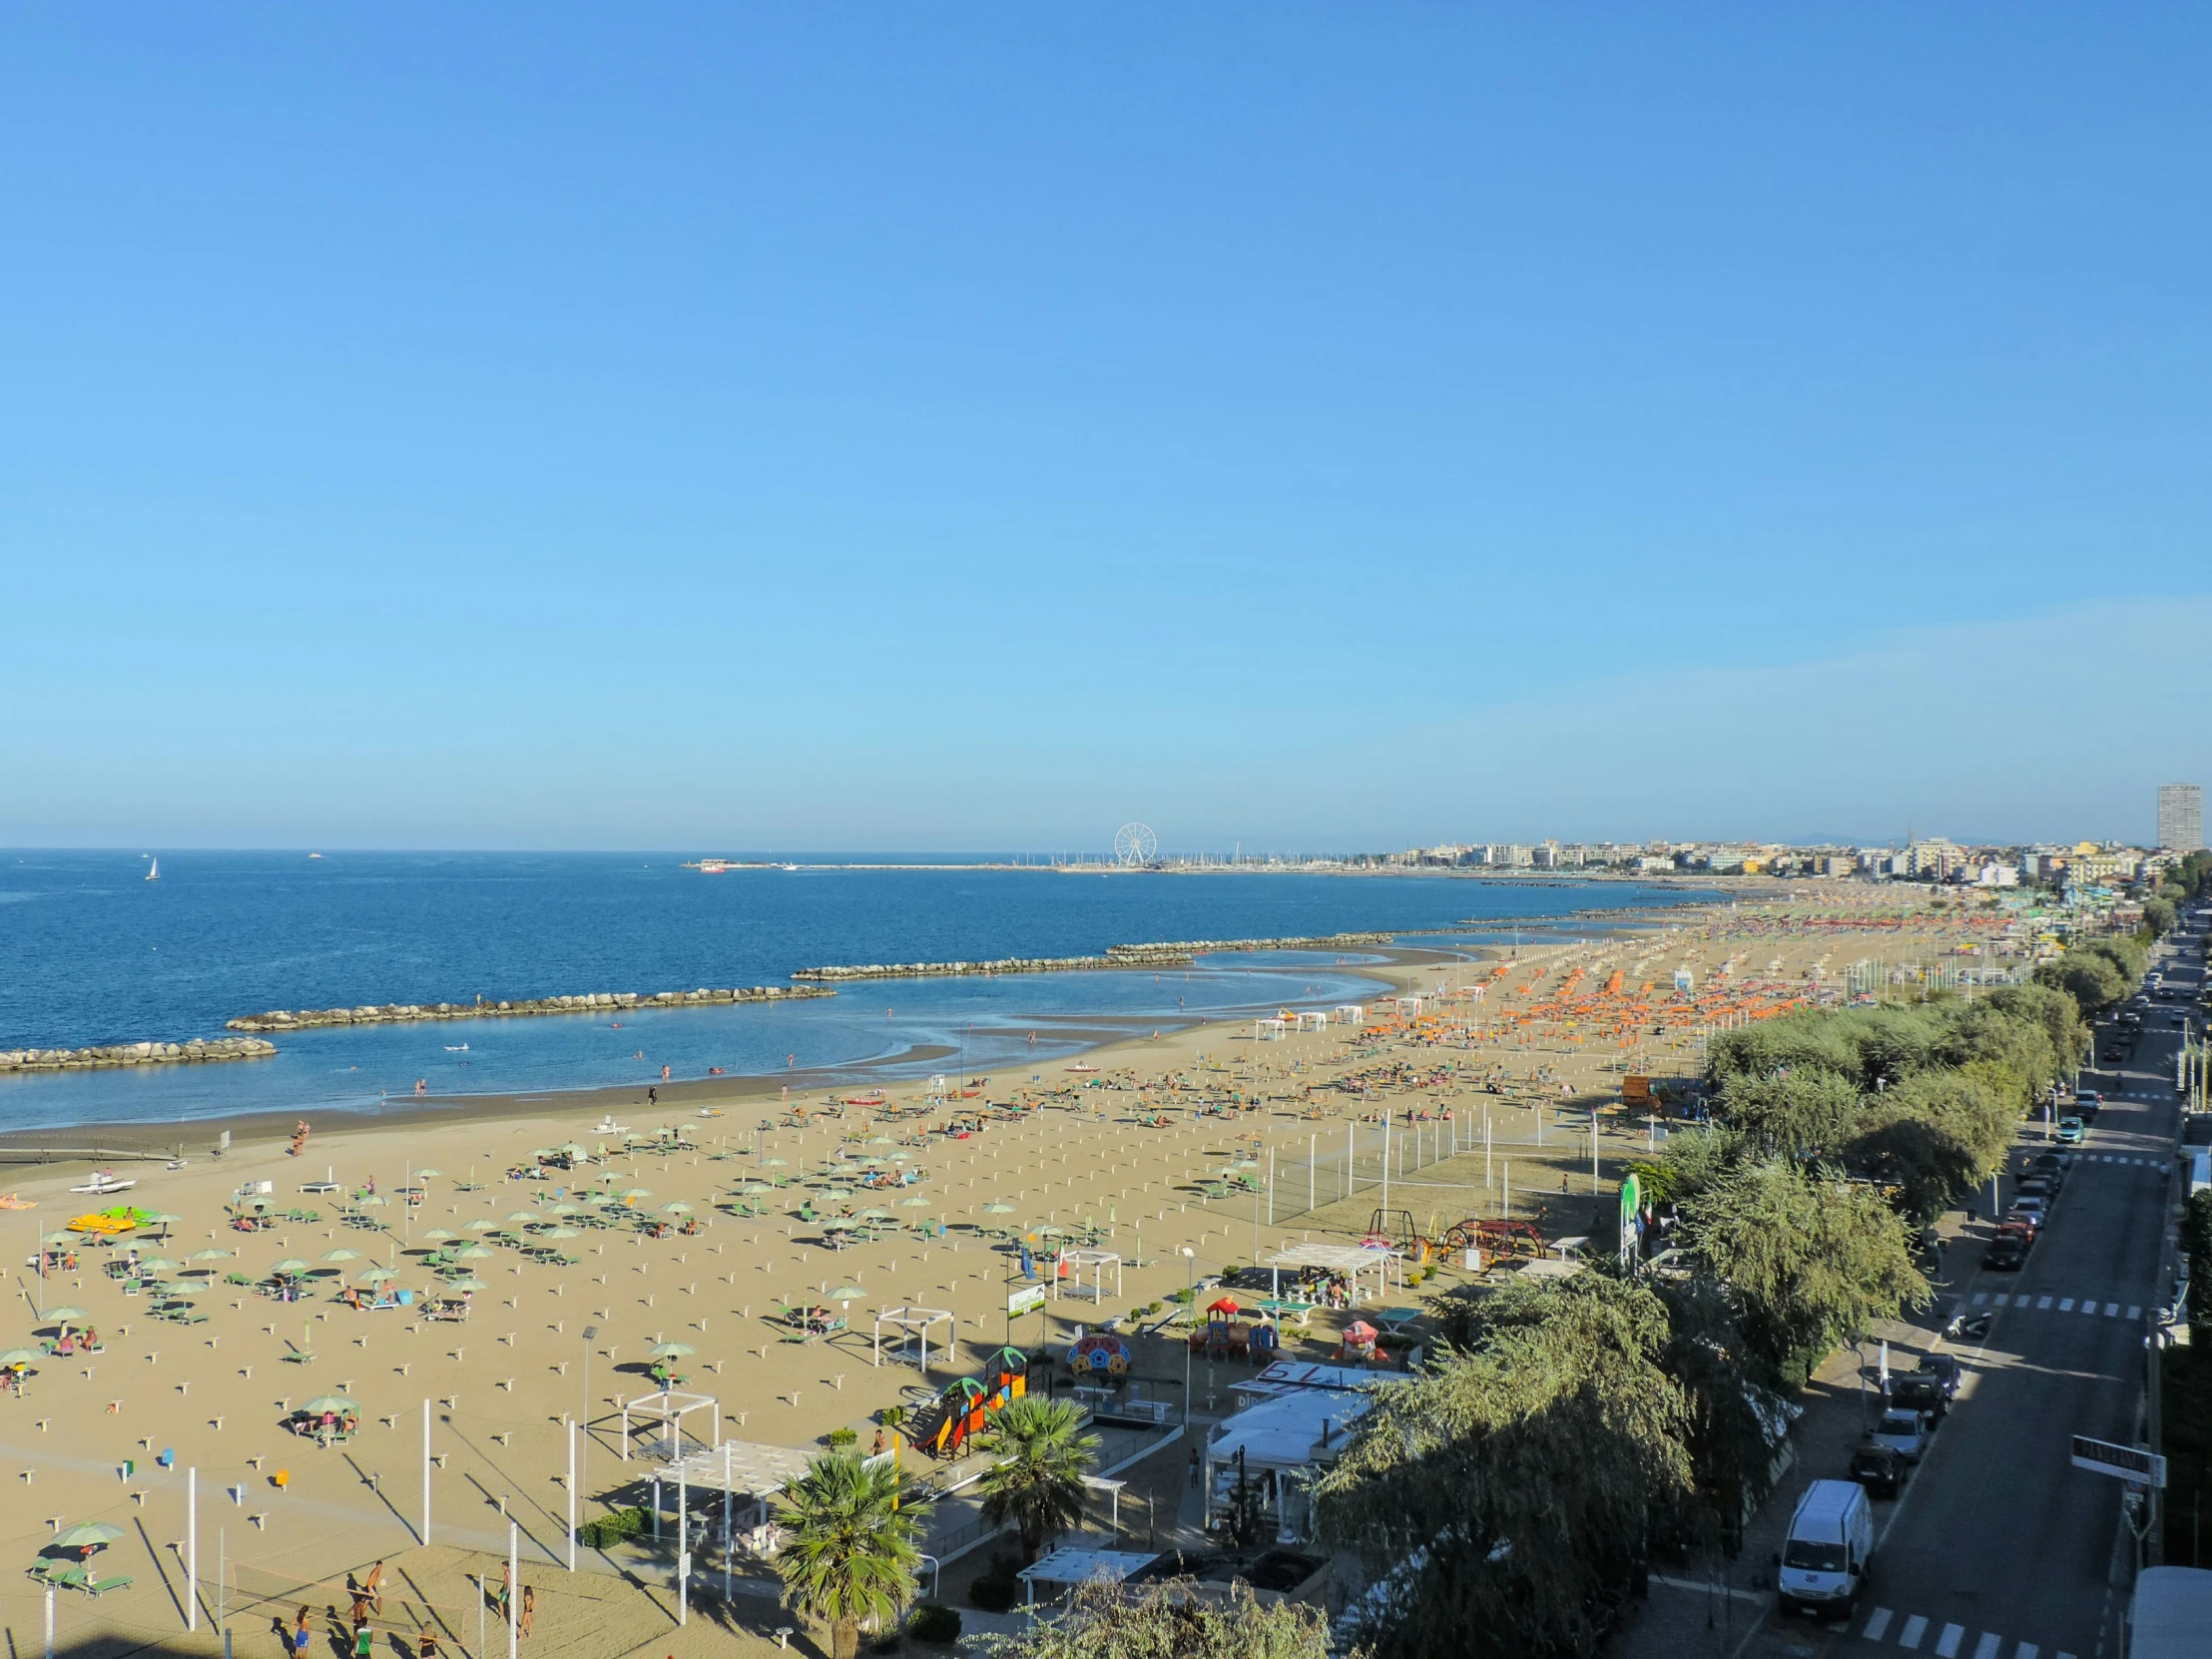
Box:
[976,1395,1100,1564]
[774,1453,931,1659]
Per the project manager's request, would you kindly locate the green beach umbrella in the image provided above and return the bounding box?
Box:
[899,1196,932,1209]
[297,1394,357,1415]
[548,1203,582,1216]
[829,1285,865,1304]
[739,1183,773,1196]
[40,1308,87,1325]
[421,1229,456,1242]
[660,1201,692,1215]
[356,1268,397,1285]
[271,1259,309,1276]
[981,1203,1017,1215]
[821,1218,855,1231]
[137,1256,178,1273]
[443,1276,488,1292]
[858,1207,893,1221]
[506,1211,541,1224]
[321,1249,361,1264]
[41,1233,77,1247]
[0,1348,41,1367]
[160,1282,206,1299]
[545,1226,581,1239]
[464,1219,501,1232]
[140,1213,182,1226]
[620,1187,653,1200]
[647,1342,696,1360]
[413,1169,440,1179]
[452,1243,494,1261]
[761,1158,788,1169]
[354,1194,388,1208]
[190,1249,232,1262]
[52,1522,123,1550]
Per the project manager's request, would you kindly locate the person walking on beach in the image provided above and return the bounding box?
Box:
[519,1586,534,1639]
[363,1560,384,1614]
[292,1606,312,1659]
[497,1560,512,1620]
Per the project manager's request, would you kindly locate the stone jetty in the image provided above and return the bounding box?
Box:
[225,983,836,1034]
[789,931,1396,982]
[0,1035,278,1074]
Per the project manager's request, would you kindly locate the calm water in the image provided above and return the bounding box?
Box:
[0,852,1694,1128]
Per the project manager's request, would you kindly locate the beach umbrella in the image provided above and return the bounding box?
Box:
[39,1308,87,1325]
[464,1219,501,1232]
[548,1203,582,1216]
[452,1243,494,1261]
[858,1207,893,1221]
[647,1342,697,1360]
[271,1259,309,1276]
[140,1213,182,1226]
[356,1268,397,1285]
[190,1249,232,1263]
[0,1348,40,1367]
[761,1158,788,1169]
[821,1218,855,1231]
[1033,1225,1066,1238]
[506,1211,540,1224]
[829,1285,865,1305]
[661,1201,692,1215]
[824,1186,854,1200]
[545,1225,581,1240]
[867,1135,895,1146]
[51,1523,123,1551]
[160,1282,207,1299]
[421,1230,456,1243]
[297,1394,357,1415]
[981,1203,1016,1215]
[321,1249,361,1264]
[414,1169,441,1179]
[136,1257,178,1273]
[620,1187,653,1201]
[899,1197,932,1209]
[41,1233,77,1247]
[738,1183,773,1196]
[444,1276,488,1292]
[354,1194,388,1208]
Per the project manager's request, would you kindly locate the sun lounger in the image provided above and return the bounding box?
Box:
[82,1573,133,1597]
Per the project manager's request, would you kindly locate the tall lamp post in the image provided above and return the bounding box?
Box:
[1179,1248,1195,1427]
[575,1325,600,1567]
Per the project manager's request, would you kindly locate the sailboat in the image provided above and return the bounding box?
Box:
[146,857,160,881]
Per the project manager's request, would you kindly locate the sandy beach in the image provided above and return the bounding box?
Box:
[0,883,2009,1659]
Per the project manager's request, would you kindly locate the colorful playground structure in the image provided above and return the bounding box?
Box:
[908,1345,1029,1458]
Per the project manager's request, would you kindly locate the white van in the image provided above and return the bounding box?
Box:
[1778,1479,1875,1620]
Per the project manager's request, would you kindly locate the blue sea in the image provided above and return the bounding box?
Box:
[0,852,1696,1129]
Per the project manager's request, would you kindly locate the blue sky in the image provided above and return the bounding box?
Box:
[3,9,2207,851]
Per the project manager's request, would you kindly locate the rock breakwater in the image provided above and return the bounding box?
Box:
[226,984,838,1033]
[790,932,1396,982]
[0,1035,278,1074]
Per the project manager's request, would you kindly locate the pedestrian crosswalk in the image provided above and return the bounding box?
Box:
[1857,1605,2071,1658]
[2076,1153,2161,1165]
[1966,1291,2140,1318]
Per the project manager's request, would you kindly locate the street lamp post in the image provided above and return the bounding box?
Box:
[576,1325,600,1566]
[1180,1248,1195,1427]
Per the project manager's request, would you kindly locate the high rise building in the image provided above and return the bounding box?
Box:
[2158,784,2204,852]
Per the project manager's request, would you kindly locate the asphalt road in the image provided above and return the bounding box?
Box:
[1755,921,2204,1659]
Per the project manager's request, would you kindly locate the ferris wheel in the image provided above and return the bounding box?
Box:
[1113,823,1158,866]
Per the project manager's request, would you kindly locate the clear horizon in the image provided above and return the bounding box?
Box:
[4,10,2207,850]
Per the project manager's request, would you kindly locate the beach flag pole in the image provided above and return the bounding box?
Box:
[507,1521,519,1659]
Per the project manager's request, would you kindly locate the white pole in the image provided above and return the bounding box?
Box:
[1381,1119,1389,1217]
[567,1417,578,1570]
[1591,1113,1599,1195]
[422,1397,432,1545]
[44,1582,54,1659]
[1308,1134,1316,1214]
[1347,1121,1355,1196]
[187,1465,199,1632]
[507,1521,519,1659]
[723,1442,734,1604]
[680,1551,691,1625]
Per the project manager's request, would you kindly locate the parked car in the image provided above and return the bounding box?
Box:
[2056,1117,2085,1145]
[1888,1374,1948,1423]
[1871,1406,1930,1463]
[1915,1353,1962,1399]
[2102,1046,2127,1063]
[2029,1150,2074,1176]
[2075,1094,2102,1122]
[2008,1194,2049,1222]
[2014,1177,2056,1203]
[1849,1439,1910,1498]
[1985,1230,2030,1271]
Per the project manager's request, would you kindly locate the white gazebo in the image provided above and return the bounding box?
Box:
[620,1388,721,1461]
[1053,1249,1123,1304]
[1334,1004,1367,1025]
[1017,1546,1159,1609]
[657,1438,824,1598]
[1262,1241,1401,1307]
[1294,1010,1329,1033]
[1253,1018,1288,1042]
[871,1306,955,1374]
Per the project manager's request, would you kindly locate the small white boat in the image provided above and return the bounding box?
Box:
[780,862,799,871]
[444,1044,470,1052]
[70,1170,137,1195]
[145,857,160,882]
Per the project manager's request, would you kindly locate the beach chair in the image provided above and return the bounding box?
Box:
[31,1564,88,1592]
[82,1573,133,1597]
